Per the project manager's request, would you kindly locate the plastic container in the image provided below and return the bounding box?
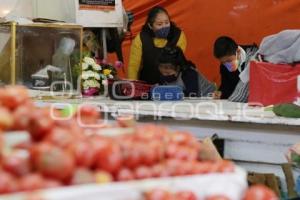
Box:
[108,79,152,100]
[151,85,184,101]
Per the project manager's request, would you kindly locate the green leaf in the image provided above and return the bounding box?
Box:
[291,152,300,165]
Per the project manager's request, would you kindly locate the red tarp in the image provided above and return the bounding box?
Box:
[249,62,300,106]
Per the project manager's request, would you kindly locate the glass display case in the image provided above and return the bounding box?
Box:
[0,22,83,91]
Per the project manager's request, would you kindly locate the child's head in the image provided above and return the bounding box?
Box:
[158,47,182,78]
[157,46,189,76]
[213,36,241,72]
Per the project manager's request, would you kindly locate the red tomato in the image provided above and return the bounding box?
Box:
[55,119,84,139]
[2,149,31,177]
[151,164,166,178]
[29,108,55,141]
[45,127,75,148]
[90,136,119,170]
[169,132,194,145]
[122,141,142,169]
[0,86,29,111]
[43,179,62,189]
[174,146,195,161]
[116,168,135,181]
[0,170,19,194]
[165,143,179,159]
[139,142,157,166]
[68,140,95,168]
[0,107,14,131]
[216,160,235,173]
[75,105,101,127]
[11,103,34,130]
[150,140,165,162]
[135,125,168,141]
[174,191,197,200]
[31,142,75,181]
[205,195,230,200]
[244,185,278,200]
[165,159,182,176]
[96,141,123,174]
[70,168,96,185]
[0,133,3,153]
[177,162,195,176]
[134,166,152,180]
[116,115,136,128]
[193,161,216,174]
[19,174,45,192]
[145,189,173,200]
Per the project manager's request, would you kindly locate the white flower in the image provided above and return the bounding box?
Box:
[82,63,89,70]
[83,57,96,65]
[92,63,102,71]
[82,70,101,80]
[83,79,100,89]
[108,74,113,79]
[94,73,100,80]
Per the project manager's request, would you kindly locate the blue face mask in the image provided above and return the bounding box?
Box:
[154,26,170,38]
[223,53,240,72]
[160,74,177,83]
[224,62,234,72]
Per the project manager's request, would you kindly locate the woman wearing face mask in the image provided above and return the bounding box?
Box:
[128,6,187,84]
[158,46,216,97]
[213,36,258,102]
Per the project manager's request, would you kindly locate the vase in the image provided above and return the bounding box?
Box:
[82,87,100,96]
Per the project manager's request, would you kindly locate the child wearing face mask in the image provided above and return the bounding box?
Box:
[157,46,216,97]
[213,36,258,102]
[128,6,187,85]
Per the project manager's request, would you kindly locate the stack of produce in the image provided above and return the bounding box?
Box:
[0,86,233,195]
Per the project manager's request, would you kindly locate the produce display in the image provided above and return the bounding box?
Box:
[0,86,279,200]
[0,86,233,194]
[144,185,278,200]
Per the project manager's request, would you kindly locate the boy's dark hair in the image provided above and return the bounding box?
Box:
[158,46,195,71]
[213,36,238,58]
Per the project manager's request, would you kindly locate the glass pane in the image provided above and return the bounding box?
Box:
[16,25,81,92]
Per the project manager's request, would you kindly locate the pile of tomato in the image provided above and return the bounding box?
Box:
[144,185,278,200]
[0,86,233,195]
[0,86,279,200]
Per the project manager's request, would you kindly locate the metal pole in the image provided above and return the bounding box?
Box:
[10,22,17,85]
[102,28,107,60]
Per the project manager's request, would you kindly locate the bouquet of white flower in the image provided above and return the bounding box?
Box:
[81,56,116,96]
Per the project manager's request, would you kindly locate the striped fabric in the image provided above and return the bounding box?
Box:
[228,80,249,103]
[228,45,258,103]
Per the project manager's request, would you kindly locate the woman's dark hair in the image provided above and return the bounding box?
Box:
[158,46,195,71]
[213,36,238,58]
[144,6,169,28]
[142,6,178,39]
